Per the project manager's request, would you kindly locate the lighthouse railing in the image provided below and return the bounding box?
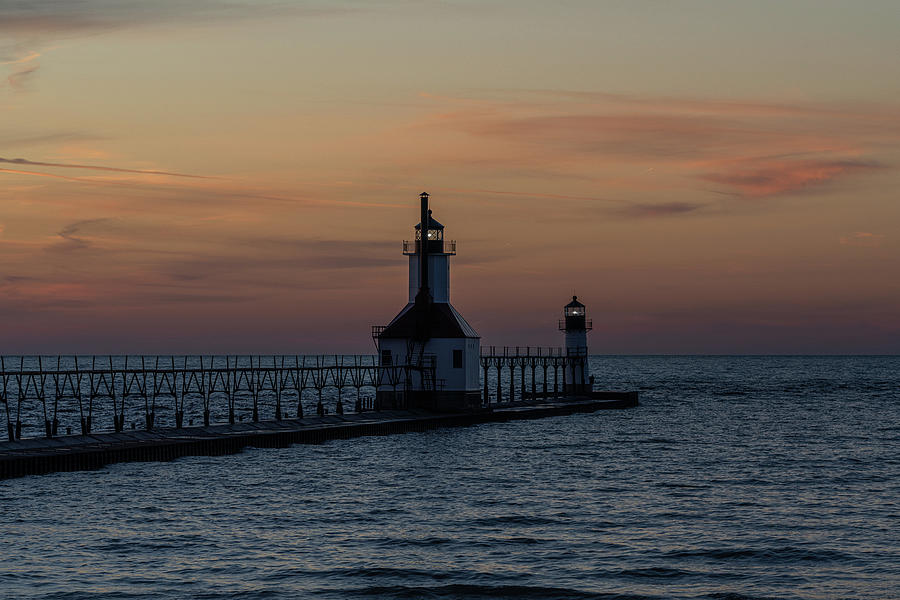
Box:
[402,239,456,255]
[559,319,593,331]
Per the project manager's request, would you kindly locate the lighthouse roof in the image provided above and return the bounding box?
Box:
[414,215,444,230]
[565,295,585,308]
[379,302,478,339]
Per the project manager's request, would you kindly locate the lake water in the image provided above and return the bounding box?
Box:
[2,356,898,599]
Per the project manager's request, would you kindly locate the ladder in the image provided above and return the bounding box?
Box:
[406,340,436,392]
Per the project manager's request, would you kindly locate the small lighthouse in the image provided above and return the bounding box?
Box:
[374,193,481,411]
[560,296,592,394]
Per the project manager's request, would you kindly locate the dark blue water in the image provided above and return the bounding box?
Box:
[2,356,898,599]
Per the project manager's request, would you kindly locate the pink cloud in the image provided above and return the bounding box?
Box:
[6,64,38,89]
[840,232,885,247]
[434,110,743,158]
[701,159,882,197]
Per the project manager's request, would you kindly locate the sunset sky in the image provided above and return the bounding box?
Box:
[1,0,899,354]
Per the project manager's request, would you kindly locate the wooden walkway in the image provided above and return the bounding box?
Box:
[0,393,637,479]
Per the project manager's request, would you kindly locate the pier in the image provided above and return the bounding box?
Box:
[0,353,636,479]
[0,394,637,479]
[2,350,589,442]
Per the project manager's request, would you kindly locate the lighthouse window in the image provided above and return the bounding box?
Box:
[452,349,463,369]
[381,350,392,366]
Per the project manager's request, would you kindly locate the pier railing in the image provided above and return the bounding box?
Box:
[1,350,592,442]
[0,355,429,442]
[480,346,564,357]
[479,347,588,407]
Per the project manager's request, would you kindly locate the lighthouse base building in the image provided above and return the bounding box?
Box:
[374,193,482,412]
[376,304,481,411]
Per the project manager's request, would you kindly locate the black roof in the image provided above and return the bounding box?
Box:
[379,302,478,339]
[565,295,585,308]
[414,215,444,230]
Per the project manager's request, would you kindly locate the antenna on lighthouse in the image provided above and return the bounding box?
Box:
[413,192,433,344]
[416,192,431,305]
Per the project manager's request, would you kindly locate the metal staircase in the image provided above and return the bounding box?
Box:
[405,339,436,392]
[420,355,437,392]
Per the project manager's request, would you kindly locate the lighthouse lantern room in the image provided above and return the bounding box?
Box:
[374,193,481,411]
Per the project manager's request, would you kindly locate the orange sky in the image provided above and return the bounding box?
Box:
[1,1,899,354]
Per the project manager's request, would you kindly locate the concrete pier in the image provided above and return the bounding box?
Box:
[0,393,637,479]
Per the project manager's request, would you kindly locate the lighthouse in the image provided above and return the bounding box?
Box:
[560,296,592,394]
[374,193,481,411]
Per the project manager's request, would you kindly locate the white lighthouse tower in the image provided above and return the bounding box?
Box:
[374,193,481,411]
[560,296,592,394]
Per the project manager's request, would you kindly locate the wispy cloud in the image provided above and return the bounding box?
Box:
[0,50,41,65]
[840,232,885,247]
[701,159,883,197]
[447,112,738,158]
[0,167,88,182]
[513,88,894,121]
[5,64,38,89]
[0,131,108,146]
[49,217,113,252]
[0,0,355,35]
[0,156,218,178]
[614,202,706,218]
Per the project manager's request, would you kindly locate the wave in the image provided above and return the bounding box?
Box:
[667,546,856,563]
[707,593,789,600]
[330,584,663,600]
[468,515,560,527]
[616,567,693,579]
[375,536,457,548]
[656,482,711,489]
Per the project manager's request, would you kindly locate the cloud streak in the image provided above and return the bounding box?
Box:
[840,232,885,247]
[0,50,41,65]
[0,167,88,182]
[614,202,706,218]
[50,218,112,252]
[0,1,355,35]
[5,64,38,89]
[0,157,218,179]
[701,159,883,197]
[0,131,109,146]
